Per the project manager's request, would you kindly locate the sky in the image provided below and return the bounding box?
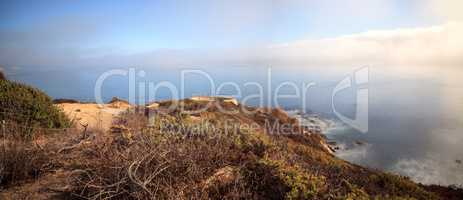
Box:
[1,0,463,71]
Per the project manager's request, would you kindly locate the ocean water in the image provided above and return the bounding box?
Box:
[8,65,463,186]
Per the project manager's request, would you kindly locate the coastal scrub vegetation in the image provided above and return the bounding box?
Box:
[0,78,70,130]
[58,101,460,199]
[0,79,72,189]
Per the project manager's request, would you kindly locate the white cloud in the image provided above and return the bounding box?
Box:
[264,22,463,67]
[425,0,463,22]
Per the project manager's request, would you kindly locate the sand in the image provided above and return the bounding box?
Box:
[56,102,131,131]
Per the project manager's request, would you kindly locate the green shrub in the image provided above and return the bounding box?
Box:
[240,160,290,200]
[0,79,70,129]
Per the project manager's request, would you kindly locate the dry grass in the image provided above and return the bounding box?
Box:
[65,110,259,199]
[0,124,76,188]
[62,102,443,199]
[1,99,462,199]
[0,138,48,187]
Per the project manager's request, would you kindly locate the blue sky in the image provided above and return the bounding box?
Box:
[0,0,462,70]
[0,0,430,48]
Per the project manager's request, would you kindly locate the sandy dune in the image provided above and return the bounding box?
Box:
[56,102,131,131]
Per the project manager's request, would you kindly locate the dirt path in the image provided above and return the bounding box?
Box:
[0,170,72,200]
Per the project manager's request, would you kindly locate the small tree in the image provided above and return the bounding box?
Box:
[0,71,5,80]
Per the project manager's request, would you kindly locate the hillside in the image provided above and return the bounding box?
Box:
[1,94,462,199]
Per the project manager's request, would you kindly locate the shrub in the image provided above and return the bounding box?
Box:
[52,98,79,104]
[0,71,5,80]
[240,160,289,200]
[108,97,129,104]
[0,79,70,129]
[368,173,438,199]
[14,99,452,199]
